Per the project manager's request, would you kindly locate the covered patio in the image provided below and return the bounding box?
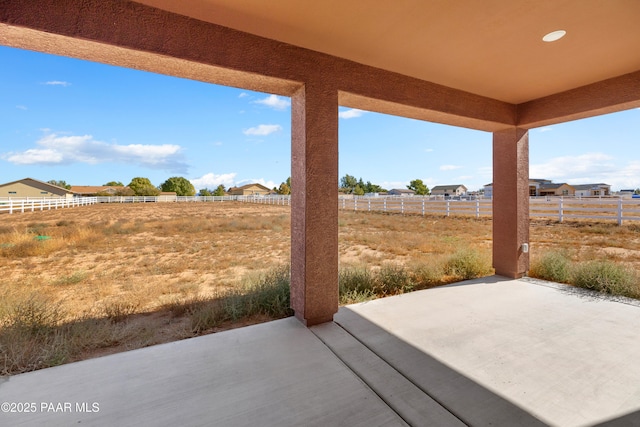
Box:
[1,1,640,425]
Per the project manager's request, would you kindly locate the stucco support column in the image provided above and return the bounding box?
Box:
[290,82,338,326]
[492,128,529,278]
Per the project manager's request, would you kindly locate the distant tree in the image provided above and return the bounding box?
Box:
[199,188,213,196]
[363,181,386,194]
[160,177,196,196]
[212,184,226,197]
[47,179,71,190]
[286,176,291,189]
[128,177,160,196]
[340,174,358,193]
[114,187,135,196]
[407,179,429,195]
[277,181,291,195]
[635,188,640,195]
[104,181,124,186]
[353,184,365,196]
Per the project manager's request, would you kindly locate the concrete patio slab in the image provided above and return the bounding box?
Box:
[0,317,407,427]
[335,277,640,426]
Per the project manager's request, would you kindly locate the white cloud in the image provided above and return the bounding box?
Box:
[253,95,290,110]
[537,126,553,133]
[190,172,237,190]
[243,124,282,136]
[238,92,248,98]
[16,105,27,110]
[424,148,434,153]
[236,178,277,189]
[1,133,187,172]
[339,109,366,119]
[44,81,70,86]
[531,152,640,190]
[440,164,462,171]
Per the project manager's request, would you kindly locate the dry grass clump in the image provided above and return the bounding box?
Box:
[530,250,640,298]
[338,250,492,304]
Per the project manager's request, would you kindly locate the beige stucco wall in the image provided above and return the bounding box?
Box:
[0,181,70,198]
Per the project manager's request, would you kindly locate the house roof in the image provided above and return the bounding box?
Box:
[70,185,125,193]
[389,188,415,194]
[539,183,573,190]
[0,177,73,193]
[573,183,610,190]
[229,183,271,192]
[431,185,467,191]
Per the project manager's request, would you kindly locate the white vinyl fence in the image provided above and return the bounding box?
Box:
[0,197,98,214]
[2,195,640,225]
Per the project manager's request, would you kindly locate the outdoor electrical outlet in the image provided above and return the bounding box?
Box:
[522,243,529,253]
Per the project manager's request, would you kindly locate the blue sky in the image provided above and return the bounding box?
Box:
[1,45,639,192]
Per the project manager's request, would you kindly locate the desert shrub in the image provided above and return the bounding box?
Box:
[570,260,639,298]
[339,266,375,294]
[444,248,492,280]
[0,327,69,375]
[102,299,141,323]
[410,262,445,289]
[529,251,572,283]
[241,265,292,318]
[190,299,226,333]
[8,293,65,336]
[190,265,292,333]
[376,263,413,295]
[53,270,88,286]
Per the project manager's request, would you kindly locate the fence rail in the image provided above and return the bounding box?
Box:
[0,197,98,214]
[2,195,640,225]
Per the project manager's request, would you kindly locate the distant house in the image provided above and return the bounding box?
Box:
[430,185,467,197]
[0,178,74,198]
[227,183,271,196]
[573,183,611,197]
[388,188,415,196]
[70,185,131,196]
[538,183,575,197]
[528,179,553,196]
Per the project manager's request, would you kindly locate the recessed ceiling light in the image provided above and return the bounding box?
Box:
[543,30,566,42]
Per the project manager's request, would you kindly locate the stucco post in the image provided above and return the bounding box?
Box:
[290,82,339,326]
[492,128,529,278]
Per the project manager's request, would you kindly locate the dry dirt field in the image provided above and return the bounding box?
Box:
[1,202,639,372]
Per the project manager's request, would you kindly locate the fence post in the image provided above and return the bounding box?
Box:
[9,200,13,214]
[368,199,371,212]
[446,200,450,217]
[559,198,564,223]
[422,199,425,216]
[401,198,404,214]
[476,199,480,218]
[618,199,623,226]
[384,198,387,213]
[354,197,358,212]
[21,200,25,213]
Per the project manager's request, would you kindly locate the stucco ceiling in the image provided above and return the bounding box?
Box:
[134,0,640,104]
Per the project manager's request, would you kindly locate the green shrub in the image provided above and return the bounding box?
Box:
[241,265,292,318]
[529,251,572,283]
[444,248,492,280]
[339,266,375,294]
[8,294,65,336]
[376,263,413,295]
[570,260,639,298]
[410,263,444,289]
